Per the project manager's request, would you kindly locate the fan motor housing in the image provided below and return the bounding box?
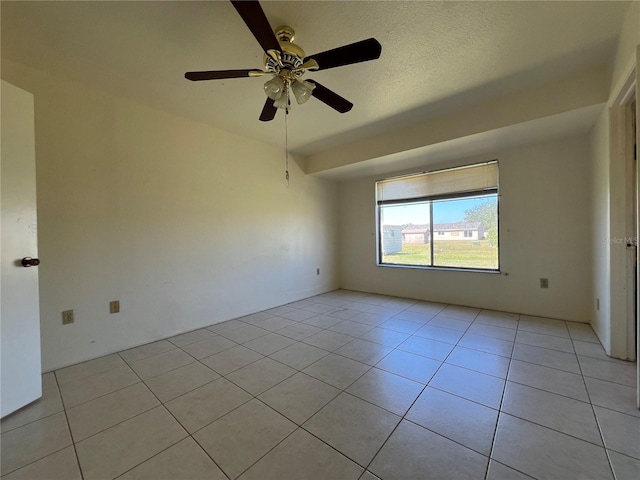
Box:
[264,25,305,76]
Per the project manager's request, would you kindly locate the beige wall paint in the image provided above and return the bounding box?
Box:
[2,61,339,371]
[611,1,640,95]
[590,109,612,352]
[338,136,592,322]
[306,66,608,175]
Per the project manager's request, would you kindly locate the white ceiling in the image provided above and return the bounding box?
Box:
[0,1,630,160]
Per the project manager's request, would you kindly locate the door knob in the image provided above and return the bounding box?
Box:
[21,257,40,267]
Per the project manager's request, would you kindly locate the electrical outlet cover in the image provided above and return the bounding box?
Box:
[62,310,74,325]
[109,301,120,314]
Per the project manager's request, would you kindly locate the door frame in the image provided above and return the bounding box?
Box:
[609,64,636,365]
[610,56,639,410]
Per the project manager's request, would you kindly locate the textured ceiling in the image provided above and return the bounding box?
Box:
[0,1,630,157]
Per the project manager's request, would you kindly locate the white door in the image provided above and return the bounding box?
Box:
[1,80,42,418]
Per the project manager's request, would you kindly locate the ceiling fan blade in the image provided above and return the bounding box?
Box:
[307,80,353,113]
[185,69,264,81]
[259,97,277,122]
[305,38,381,71]
[230,0,281,54]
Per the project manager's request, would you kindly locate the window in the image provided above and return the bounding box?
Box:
[376,161,499,271]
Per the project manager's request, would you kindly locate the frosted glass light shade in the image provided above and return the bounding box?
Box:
[273,93,289,109]
[291,80,315,105]
[264,76,285,100]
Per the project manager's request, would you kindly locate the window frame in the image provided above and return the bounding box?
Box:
[375,162,500,273]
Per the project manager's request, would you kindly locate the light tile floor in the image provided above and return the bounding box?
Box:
[2,290,639,479]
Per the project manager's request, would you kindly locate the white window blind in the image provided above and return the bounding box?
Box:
[376,161,498,204]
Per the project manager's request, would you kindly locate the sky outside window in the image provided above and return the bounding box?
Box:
[381,195,492,225]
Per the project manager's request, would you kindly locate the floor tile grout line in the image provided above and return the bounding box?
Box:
[165,326,223,347]
[505,339,573,355]
[489,407,615,450]
[217,367,298,404]
[155,380,221,406]
[0,373,66,434]
[574,340,619,480]
[399,415,496,460]
[0,409,64,436]
[110,353,233,480]
[184,400,256,480]
[184,332,353,405]
[591,403,640,420]
[358,309,485,476]
[10,290,632,479]
[487,458,538,479]
[65,362,178,447]
[575,363,638,389]
[221,402,324,480]
[508,355,586,377]
[0,373,81,478]
[185,343,378,478]
[360,371,446,474]
[256,386,341,427]
[199,350,269,378]
[305,340,394,370]
[54,356,129,386]
[118,343,183,365]
[55,376,144,413]
[297,420,386,473]
[53,370,86,480]
[110,437,231,480]
[78,403,190,480]
[64,393,160,445]
[422,383,503,412]
[168,334,229,350]
[184,384,256,436]
[11,314,368,478]
[486,314,518,480]
[435,309,504,480]
[177,342,239,363]
[606,449,640,464]
[0,442,80,479]
[574,347,638,365]
[492,313,626,478]
[502,378,597,405]
[130,356,201,383]
[63,312,632,472]
[428,355,509,380]
[516,329,574,340]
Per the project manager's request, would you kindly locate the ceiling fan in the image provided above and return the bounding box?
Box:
[185,0,382,122]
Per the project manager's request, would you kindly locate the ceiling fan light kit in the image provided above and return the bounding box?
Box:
[290,79,315,105]
[184,0,382,121]
[263,76,285,100]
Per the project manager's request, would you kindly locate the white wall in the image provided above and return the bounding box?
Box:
[307,66,608,175]
[590,109,612,352]
[339,136,593,322]
[611,1,640,95]
[2,60,339,371]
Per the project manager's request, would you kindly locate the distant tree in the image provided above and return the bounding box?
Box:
[464,199,498,245]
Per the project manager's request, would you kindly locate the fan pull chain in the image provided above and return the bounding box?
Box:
[284,93,290,186]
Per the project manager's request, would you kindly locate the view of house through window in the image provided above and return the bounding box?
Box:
[377,162,499,271]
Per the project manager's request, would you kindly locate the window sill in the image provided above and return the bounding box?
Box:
[377,263,501,274]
